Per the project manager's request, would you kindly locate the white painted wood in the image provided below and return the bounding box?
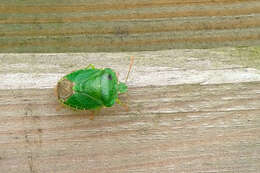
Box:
[1,49,260,89]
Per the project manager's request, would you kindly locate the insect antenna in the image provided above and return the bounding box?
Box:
[125,56,134,83]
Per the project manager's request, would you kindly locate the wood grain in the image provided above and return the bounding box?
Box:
[0,48,260,172]
[0,82,260,173]
[0,0,260,52]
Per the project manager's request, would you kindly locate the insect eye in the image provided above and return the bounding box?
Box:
[108,74,112,80]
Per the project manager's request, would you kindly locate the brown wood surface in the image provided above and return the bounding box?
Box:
[0,48,260,172]
[0,0,260,52]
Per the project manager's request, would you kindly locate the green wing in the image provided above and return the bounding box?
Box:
[65,69,100,83]
[64,69,104,110]
[64,92,103,110]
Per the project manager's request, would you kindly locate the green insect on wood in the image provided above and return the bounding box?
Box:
[56,57,133,117]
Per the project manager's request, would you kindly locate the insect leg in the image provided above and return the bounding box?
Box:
[89,111,95,120]
[85,64,95,69]
[116,98,129,112]
[89,107,102,120]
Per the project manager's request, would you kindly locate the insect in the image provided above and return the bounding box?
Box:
[56,57,133,118]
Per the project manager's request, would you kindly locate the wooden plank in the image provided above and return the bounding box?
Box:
[0,83,260,173]
[0,48,260,172]
[0,0,260,52]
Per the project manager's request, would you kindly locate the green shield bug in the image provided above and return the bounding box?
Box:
[56,57,133,118]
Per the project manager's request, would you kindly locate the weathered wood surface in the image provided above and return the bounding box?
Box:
[0,0,260,52]
[0,48,260,172]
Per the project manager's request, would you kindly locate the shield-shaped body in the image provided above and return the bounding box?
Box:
[56,67,127,110]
